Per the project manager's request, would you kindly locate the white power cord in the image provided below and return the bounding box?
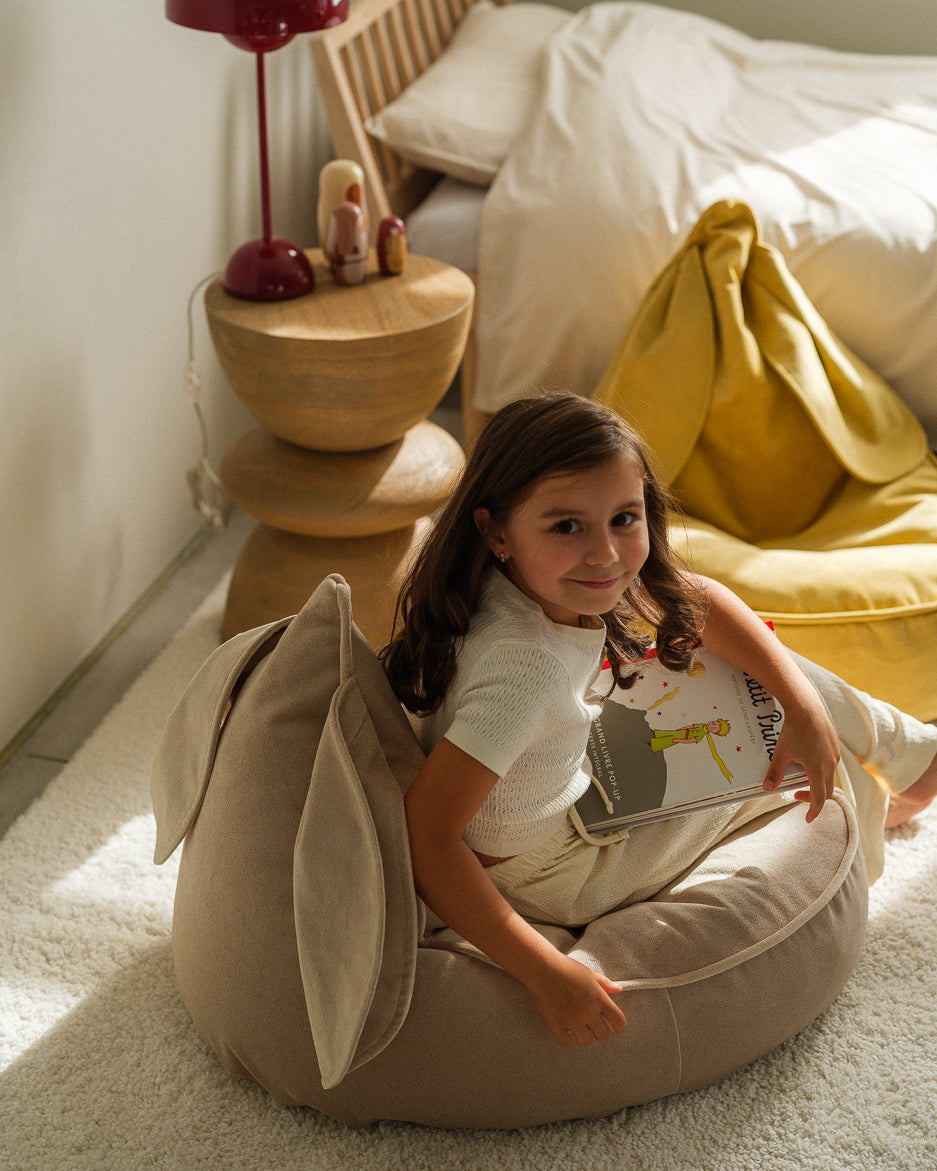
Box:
[183,274,232,533]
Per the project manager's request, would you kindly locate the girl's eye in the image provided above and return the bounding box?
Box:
[612,512,635,527]
[552,518,581,534]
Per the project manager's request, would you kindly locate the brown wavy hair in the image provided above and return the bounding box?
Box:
[380,392,705,714]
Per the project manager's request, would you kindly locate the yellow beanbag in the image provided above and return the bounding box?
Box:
[596,200,937,720]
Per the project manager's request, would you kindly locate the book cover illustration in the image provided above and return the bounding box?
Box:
[577,647,805,832]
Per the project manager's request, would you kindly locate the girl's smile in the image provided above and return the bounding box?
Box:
[474,452,650,627]
[572,577,622,589]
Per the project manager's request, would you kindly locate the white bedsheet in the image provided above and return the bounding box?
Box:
[475,2,937,443]
[406,177,485,275]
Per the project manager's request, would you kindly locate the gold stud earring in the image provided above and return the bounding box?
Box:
[498,552,507,563]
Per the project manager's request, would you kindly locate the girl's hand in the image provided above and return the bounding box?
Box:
[692,576,840,825]
[521,952,627,1047]
[762,689,840,824]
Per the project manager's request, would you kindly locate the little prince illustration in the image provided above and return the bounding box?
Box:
[650,717,734,781]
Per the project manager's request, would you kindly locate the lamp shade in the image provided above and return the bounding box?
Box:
[166,0,348,51]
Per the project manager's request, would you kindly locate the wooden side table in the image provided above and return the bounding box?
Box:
[206,250,474,647]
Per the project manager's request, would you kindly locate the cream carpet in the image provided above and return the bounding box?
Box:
[2,578,936,1171]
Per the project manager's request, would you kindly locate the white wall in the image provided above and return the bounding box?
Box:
[556,0,937,54]
[651,0,937,54]
[0,1,332,751]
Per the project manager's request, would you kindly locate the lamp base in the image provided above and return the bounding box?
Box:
[223,237,315,301]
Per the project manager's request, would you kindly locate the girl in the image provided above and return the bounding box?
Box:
[381,392,937,1049]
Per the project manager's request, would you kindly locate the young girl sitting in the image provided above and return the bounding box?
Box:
[380,392,937,1050]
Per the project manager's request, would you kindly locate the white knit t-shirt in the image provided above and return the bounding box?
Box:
[417,571,607,855]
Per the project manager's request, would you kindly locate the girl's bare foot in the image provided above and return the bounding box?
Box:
[886,751,937,828]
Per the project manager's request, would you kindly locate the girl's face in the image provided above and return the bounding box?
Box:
[474,452,650,627]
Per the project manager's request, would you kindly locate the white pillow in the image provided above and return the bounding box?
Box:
[364,1,570,186]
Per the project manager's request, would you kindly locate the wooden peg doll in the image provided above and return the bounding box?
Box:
[326,201,368,285]
[317,159,369,250]
[377,216,407,275]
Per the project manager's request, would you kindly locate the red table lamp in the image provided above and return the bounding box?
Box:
[166,0,348,300]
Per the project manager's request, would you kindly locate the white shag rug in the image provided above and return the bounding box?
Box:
[2,577,936,1171]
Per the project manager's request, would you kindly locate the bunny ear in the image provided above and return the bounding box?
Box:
[292,574,424,1089]
[150,614,292,865]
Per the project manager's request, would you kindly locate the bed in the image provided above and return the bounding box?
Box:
[309,0,937,726]
[310,0,937,447]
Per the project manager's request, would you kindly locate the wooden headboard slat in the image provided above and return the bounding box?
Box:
[435,0,456,39]
[399,1,429,75]
[383,7,416,90]
[415,0,443,60]
[358,27,390,113]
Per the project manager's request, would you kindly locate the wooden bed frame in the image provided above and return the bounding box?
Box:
[310,0,508,446]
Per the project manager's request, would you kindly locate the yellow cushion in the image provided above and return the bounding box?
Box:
[670,454,937,722]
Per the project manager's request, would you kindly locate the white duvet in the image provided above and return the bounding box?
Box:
[476,2,937,443]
